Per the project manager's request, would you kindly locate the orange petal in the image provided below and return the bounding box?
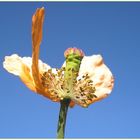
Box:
[3,8,61,103]
[31,7,46,93]
[31,8,57,100]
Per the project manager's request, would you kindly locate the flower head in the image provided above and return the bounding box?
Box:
[3,7,114,108]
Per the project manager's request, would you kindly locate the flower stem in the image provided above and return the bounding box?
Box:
[57,98,70,139]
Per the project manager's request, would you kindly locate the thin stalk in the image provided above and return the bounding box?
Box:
[57,99,70,139]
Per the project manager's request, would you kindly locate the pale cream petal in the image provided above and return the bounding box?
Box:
[3,54,36,92]
[22,57,51,75]
[3,54,23,76]
[78,55,114,104]
[3,54,54,98]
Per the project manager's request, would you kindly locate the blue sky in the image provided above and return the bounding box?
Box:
[0,2,140,138]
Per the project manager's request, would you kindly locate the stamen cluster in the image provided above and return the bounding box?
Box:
[41,68,65,101]
[41,67,97,107]
[73,73,96,107]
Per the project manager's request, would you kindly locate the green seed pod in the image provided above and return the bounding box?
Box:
[64,47,84,98]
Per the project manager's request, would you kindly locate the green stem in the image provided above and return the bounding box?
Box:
[57,99,70,139]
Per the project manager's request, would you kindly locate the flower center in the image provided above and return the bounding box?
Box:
[41,48,97,107]
[41,67,97,107]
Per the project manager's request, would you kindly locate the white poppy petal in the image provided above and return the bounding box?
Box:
[3,54,24,76]
[78,55,114,100]
[3,54,51,77]
[3,54,53,97]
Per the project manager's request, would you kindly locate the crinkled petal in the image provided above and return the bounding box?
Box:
[3,54,36,92]
[3,54,54,98]
[78,54,114,105]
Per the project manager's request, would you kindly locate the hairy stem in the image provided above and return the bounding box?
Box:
[57,99,70,139]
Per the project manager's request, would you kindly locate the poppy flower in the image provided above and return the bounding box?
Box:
[3,7,114,108]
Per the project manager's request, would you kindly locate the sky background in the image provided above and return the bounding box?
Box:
[0,2,140,138]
